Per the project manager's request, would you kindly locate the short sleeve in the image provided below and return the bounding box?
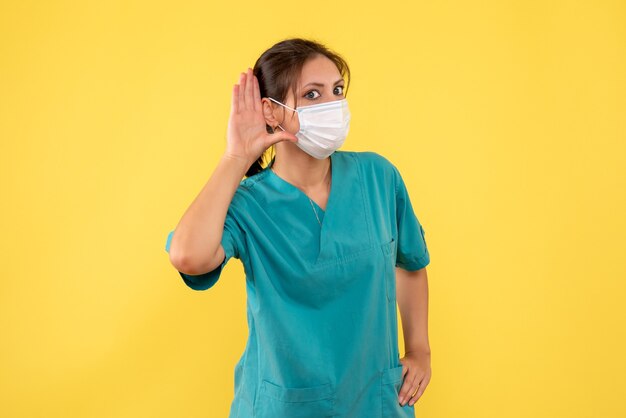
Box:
[164,207,246,291]
[393,165,430,271]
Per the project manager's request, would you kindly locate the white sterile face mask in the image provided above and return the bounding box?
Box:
[268,97,351,159]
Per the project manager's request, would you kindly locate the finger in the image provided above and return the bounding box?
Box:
[263,130,298,149]
[401,363,409,379]
[407,390,420,406]
[409,375,430,406]
[238,72,246,109]
[231,84,239,114]
[245,68,254,109]
[406,383,419,405]
[398,373,418,405]
[253,74,261,111]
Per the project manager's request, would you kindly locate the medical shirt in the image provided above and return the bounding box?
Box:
[165,150,430,418]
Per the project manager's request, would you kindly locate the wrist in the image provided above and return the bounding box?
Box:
[404,345,431,356]
[222,152,253,169]
[220,153,253,179]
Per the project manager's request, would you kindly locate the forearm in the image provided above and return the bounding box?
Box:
[168,153,251,273]
[396,267,431,354]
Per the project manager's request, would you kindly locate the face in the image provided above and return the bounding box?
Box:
[262,54,346,134]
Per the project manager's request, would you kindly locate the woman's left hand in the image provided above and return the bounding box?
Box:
[397,350,432,407]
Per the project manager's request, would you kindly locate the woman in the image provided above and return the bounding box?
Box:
[165,38,432,418]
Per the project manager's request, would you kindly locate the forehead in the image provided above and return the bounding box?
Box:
[298,55,342,88]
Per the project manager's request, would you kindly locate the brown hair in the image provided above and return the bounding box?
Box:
[246,37,351,178]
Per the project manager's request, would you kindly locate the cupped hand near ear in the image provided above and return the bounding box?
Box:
[225,68,298,165]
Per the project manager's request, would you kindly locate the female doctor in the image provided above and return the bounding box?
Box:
[166,38,432,418]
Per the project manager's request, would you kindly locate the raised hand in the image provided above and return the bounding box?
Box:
[225,68,298,165]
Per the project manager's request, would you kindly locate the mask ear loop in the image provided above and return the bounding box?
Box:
[267,97,297,112]
[267,97,297,133]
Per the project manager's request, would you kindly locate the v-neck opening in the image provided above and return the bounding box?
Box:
[267,152,336,219]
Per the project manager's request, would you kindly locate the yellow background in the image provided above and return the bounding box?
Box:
[2,1,625,417]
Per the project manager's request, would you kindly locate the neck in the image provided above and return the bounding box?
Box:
[271,142,331,190]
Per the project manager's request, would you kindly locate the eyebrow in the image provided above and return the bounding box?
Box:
[302,79,345,88]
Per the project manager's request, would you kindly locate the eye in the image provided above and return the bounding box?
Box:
[303,85,345,100]
[304,90,320,100]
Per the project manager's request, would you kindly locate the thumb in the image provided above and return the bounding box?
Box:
[265,131,298,148]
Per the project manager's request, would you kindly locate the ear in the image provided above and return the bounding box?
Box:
[261,98,284,130]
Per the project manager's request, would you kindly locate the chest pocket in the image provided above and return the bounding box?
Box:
[381,237,397,303]
[256,379,336,418]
